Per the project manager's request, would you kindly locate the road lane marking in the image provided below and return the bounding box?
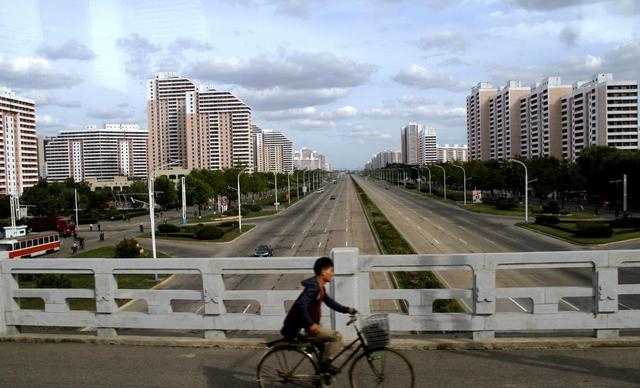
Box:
[324,228,327,233]
[345,241,348,246]
[559,299,580,311]
[508,297,529,312]
[317,241,322,248]
[458,226,467,231]
[458,238,468,245]
[291,243,296,248]
[417,226,422,230]
[483,237,499,246]
[242,304,252,314]
[433,238,440,244]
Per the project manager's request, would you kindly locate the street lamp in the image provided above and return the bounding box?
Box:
[422,164,432,195]
[434,164,447,201]
[509,159,529,224]
[302,169,308,196]
[411,167,421,193]
[272,172,279,212]
[287,171,291,206]
[237,168,248,232]
[451,164,468,206]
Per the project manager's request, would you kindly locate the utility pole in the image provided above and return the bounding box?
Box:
[510,159,529,224]
[181,176,187,224]
[434,165,447,201]
[74,188,79,227]
[623,174,628,213]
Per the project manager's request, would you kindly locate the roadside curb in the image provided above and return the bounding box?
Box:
[517,223,640,248]
[3,334,640,351]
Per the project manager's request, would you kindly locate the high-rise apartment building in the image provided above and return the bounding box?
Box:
[401,122,421,165]
[418,126,437,164]
[0,87,38,195]
[294,148,329,171]
[488,80,530,159]
[467,82,497,160]
[519,77,572,159]
[147,72,196,171]
[437,144,468,163]
[252,125,293,173]
[37,135,52,178]
[561,73,639,161]
[364,150,402,170]
[45,124,148,182]
[185,85,253,171]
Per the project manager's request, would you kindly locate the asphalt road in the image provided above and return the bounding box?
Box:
[2,342,639,388]
[352,175,640,312]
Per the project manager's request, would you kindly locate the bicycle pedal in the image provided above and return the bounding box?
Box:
[321,373,335,385]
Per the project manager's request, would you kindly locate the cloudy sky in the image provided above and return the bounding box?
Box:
[1,0,638,169]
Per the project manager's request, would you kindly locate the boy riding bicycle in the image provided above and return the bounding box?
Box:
[281,257,357,373]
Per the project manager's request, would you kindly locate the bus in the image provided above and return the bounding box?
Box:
[0,231,61,259]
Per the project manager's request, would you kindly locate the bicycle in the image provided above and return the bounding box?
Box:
[256,314,414,387]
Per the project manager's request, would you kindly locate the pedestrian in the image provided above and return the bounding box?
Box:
[99,232,105,241]
[71,242,78,254]
[89,224,93,232]
[97,223,101,232]
[139,224,144,232]
[79,238,85,249]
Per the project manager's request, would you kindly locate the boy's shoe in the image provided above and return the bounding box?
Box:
[319,361,340,375]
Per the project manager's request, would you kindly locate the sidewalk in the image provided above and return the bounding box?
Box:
[1,341,639,387]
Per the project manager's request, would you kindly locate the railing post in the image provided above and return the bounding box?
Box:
[473,259,496,340]
[331,247,359,340]
[594,265,619,339]
[202,268,227,339]
[95,270,118,337]
[0,265,20,335]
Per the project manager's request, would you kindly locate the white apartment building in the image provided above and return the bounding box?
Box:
[0,87,38,195]
[252,125,293,173]
[294,148,329,171]
[186,85,253,171]
[519,77,573,159]
[467,82,497,160]
[489,80,530,159]
[419,126,437,164]
[364,150,402,170]
[45,124,148,182]
[561,73,639,161]
[437,144,468,163]
[401,122,421,165]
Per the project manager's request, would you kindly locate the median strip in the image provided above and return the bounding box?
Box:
[351,176,463,313]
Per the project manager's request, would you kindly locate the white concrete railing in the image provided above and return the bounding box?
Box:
[1,248,639,340]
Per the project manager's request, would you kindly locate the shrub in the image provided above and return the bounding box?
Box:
[36,274,72,288]
[194,225,224,240]
[224,208,238,216]
[610,217,640,229]
[535,215,560,225]
[542,201,561,214]
[115,238,141,258]
[575,222,613,238]
[157,223,180,233]
[158,232,195,238]
[494,198,517,210]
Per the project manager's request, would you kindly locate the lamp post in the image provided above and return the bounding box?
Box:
[287,172,291,206]
[273,172,279,212]
[422,164,432,195]
[434,164,447,201]
[302,169,308,196]
[411,167,421,193]
[509,159,529,224]
[150,159,181,280]
[451,164,468,206]
[237,168,248,232]
[295,171,299,200]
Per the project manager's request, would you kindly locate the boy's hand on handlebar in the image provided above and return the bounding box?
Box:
[348,307,358,315]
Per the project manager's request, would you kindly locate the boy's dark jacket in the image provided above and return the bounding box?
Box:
[280,276,349,339]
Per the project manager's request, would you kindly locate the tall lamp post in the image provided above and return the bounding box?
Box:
[302,169,308,196]
[434,164,447,201]
[411,167,421,193]
[272,172,279,212]
[451,164,468,206]
[422,164,432,195]
[237,168,248,232]
[509,159,529,224]
[287,171,291,206]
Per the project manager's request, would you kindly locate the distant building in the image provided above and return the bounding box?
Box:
[37,135,52,179]
[0,87,38,195]
[400,122,421,165]
[294,148,329,171]
[45,124,148,182]
[364,150,401,170]
[467,82,497,160]
[252,125,293,172]
[437,144,468,163]
[419,126,437,164]
[489,80,530,159]
[561,73,640,161]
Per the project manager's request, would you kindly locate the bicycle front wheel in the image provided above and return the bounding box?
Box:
[349,347,414,388]
[256,345,321,387]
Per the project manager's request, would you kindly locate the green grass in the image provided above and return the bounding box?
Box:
[139,224,255,242]
[519,222,640,245]
[352,177,464,313]
[18,246,172,311]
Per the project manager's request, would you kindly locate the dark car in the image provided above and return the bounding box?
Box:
[330,195,336,200]
[254,244,273,257]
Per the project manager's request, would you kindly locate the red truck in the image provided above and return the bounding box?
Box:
[28,217,76,236]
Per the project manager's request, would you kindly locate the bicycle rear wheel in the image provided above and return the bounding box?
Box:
[257,345,321,387]
[348,347,414,388]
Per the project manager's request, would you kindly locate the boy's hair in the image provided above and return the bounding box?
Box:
[314,257,334,275]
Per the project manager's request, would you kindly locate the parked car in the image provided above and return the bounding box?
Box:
[254,244,273,257]
[330,195,336,200]
[317,189,324,193]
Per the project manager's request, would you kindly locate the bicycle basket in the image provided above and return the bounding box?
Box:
[361,314,389,349]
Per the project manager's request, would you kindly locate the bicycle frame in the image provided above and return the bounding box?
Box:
[308,317,374,374]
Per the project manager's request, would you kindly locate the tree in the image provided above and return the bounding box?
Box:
[154,176,178,209]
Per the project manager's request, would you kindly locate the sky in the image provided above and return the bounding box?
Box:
[0,0,638,169]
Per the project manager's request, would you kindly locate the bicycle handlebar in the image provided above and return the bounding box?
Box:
[346,313,359,326]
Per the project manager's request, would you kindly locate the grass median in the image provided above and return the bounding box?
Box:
[351,177,463,313]
[519,222,640,245]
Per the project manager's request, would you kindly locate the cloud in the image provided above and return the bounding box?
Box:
[503,0,610,10]
[363,104,466,127]
[259,105,357,122]
[392,64,467,91]
[186,51,377,90]
[418,32,468,52]
[559,25,579,47]
[397,95,435,107]
[437,56,471,67]
[0,55,82,89]
[235,87,349,110]
[36,39,96,60]
[167,38,213,52]
[26,91,81,108]
[268,0,321,18]
[116,34,162,80]
[87,104,135,120]
[343,127,392,140]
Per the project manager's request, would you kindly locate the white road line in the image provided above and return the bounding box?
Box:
[433,238,441,244]
[483,237,499,246]
[508,297,529,312]
[345,241,348,246]
[458,238,468,245]
[317,241,322,248]
[291,243,296,249]
[458,226,467,231]
[324,228,327,233]
[417,226,422,230]
[242,304,252,314]
[559,299,581,311]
